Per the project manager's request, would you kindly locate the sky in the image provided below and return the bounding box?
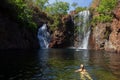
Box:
[48,0,93,11]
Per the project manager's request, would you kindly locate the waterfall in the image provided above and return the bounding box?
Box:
[74,10,91,49]
[37,24,50,49]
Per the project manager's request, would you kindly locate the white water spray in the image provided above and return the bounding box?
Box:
[75,10,91,49]
[37,24,50,49]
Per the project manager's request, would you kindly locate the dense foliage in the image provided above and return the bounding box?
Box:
[75,7,87,13]
[34,0,48,11]
[0,0,93,33]
[0,0,71,32]
[0,0,39,31]
[97,0,117,14]
[11,0,37,29]
[44,1,70,30]
[91,0,117,23]
[45,1,69,15]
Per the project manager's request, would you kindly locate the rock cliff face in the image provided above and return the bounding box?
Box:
[104,4,120,53]
[0,0,52,49]
[49,15,74,48]
[89,1,120,53]
[0,13,39,49]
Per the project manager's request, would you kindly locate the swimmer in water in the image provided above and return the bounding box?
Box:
[75,64,93,80]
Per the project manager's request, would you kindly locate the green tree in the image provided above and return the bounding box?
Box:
[75,7,86,13]
[71,2,78,9]
[45,0,70,31]
[8,0,37,30]
[34,0,48,11]
[45,0,69,15]
[97,0,117,14]
[91,0,117,23]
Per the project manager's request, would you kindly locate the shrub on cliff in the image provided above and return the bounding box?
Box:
[9,0,37,31]
[91,0,117,23]
[97,0,117,14]
[45,1,70,31]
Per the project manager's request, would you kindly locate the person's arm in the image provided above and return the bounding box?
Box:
[75,69,82,72]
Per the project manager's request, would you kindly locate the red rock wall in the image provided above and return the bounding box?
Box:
[49,15,74,48]
[104,5,120,53]
[90,1,120,53]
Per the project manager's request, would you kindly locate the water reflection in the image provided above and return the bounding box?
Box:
[36,49,76,80]
[34,49,49,80]
[0,49,119,80]
[89,51,120,80]
[106,53,120,78]
[0,49,38,80]
[35,49,120,80]
[74,50,90,65]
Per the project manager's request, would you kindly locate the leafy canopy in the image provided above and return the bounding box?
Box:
[97,0,117,14]
[7,0,38,30]
[45,1,69,15]
[92,0,117,23]
[34,0,48,11]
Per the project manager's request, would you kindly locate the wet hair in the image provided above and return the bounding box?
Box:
[80,64,85,70]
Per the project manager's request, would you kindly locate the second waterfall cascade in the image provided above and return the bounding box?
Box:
[74,10,91,49]
[37,24,50,49]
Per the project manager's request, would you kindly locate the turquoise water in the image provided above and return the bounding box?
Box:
[0,49,119,80]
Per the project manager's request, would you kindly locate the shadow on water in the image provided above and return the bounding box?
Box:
[0,49,120,80]
[0,49,39,80]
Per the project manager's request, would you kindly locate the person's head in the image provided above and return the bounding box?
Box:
[80,64,85,70]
